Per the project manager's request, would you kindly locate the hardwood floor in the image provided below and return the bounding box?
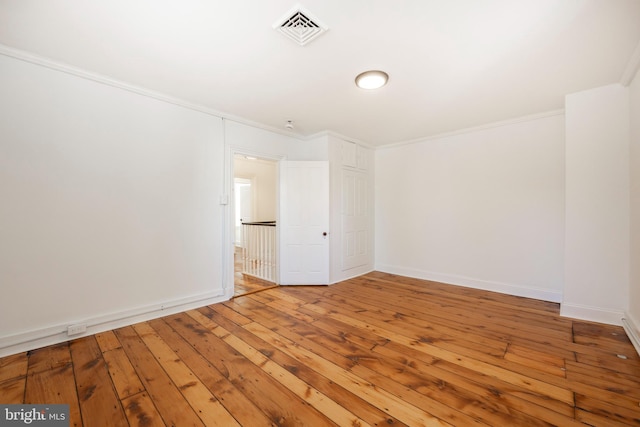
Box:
[2,272,640,426]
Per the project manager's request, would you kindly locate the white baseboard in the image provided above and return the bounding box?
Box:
[622,312,640,357]
[559,303,624,326]
[375,264,563,303]
[0,290,227,358]
[330,265,375,285]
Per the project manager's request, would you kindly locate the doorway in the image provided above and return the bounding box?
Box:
[232,154,279,297]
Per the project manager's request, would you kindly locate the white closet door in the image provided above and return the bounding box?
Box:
[342,169,369,270]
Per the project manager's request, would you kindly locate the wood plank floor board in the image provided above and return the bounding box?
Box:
[100,347,145,400]
[193,314,372,427]
[358,275,564,323]
[0,352,28,384]
[200,305,409,427]
[164,312,336,426]
[276,290,580,420]
[241,294,381,356]
[294,282,572,355]
[371,339,569,425]
[575,393,640,426]
[295,282,513,343]
[120,391,166,427]
[0,376,26,404]
[114,326,206,427]
[205,302,253,326]
[297,290,577,399]
[376,339,578,420]
[266,282,640,422]
[304,289,511,358]
[252,290,524,422]
[69,337,128,427]
[2,272,640,426]
[575,407,640,427]
[26,342,73,375]
[225,297,498,426]
[573,322,638,348]
[316,280,624,368]
[327,278,572,341]
[356,279,570,334]
[243,321,454,427]
[24,345,83,427]
[147,318,276,427]
[562,371,640,414]
[565,360,640,399]
[217,299,425,425]
[366,272,562,316]
[95,331,123,353]
[347,362,491,427]
[0,353,28,403]
[248,292,318,324]
[131,322,241,427]
[310,317,395,352]
[215,299,361,373]
[370,341,583,426]
[503,342,567,377]
[574,352,640,378]
[322,302,576,406]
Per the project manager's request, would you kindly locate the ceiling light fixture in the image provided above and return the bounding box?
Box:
[355,70,389,89]
[285,120,294,130]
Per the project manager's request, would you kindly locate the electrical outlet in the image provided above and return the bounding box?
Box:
[67,323,87,336]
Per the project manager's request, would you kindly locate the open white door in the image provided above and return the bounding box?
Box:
[234,178,252,246]
[280,161,329,285]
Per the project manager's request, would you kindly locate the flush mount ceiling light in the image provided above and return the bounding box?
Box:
[355,70,389,89]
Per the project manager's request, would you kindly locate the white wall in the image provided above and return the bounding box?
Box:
[234,157,277,221]
[563,84,630,324]
[224,120,328,161]
[627,69,640,342]
[375,113,565,302]
[0,54,227,356]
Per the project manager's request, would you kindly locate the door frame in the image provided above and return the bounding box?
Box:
[226,148,284,297]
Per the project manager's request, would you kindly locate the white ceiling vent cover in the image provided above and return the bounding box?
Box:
[273,5,328,46]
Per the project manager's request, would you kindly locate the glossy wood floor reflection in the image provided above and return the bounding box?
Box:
[2,272,640,426]
[233,247,277,298]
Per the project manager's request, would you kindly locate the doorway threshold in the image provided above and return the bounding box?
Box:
[232,284,279,299]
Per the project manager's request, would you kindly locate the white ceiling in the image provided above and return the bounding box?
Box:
[1,0,639,146]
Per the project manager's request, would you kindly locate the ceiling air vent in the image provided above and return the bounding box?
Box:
[273,5,328,46]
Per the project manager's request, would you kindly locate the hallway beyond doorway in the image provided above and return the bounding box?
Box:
[233,247,278,298]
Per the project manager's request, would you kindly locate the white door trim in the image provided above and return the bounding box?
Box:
[227,148,284,296]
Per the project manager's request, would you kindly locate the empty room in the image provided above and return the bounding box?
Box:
[1,1,640,426]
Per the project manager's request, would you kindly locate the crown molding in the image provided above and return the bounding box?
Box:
[303,130,376,149]
[377,109,565,150]
[0,43,306,141]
